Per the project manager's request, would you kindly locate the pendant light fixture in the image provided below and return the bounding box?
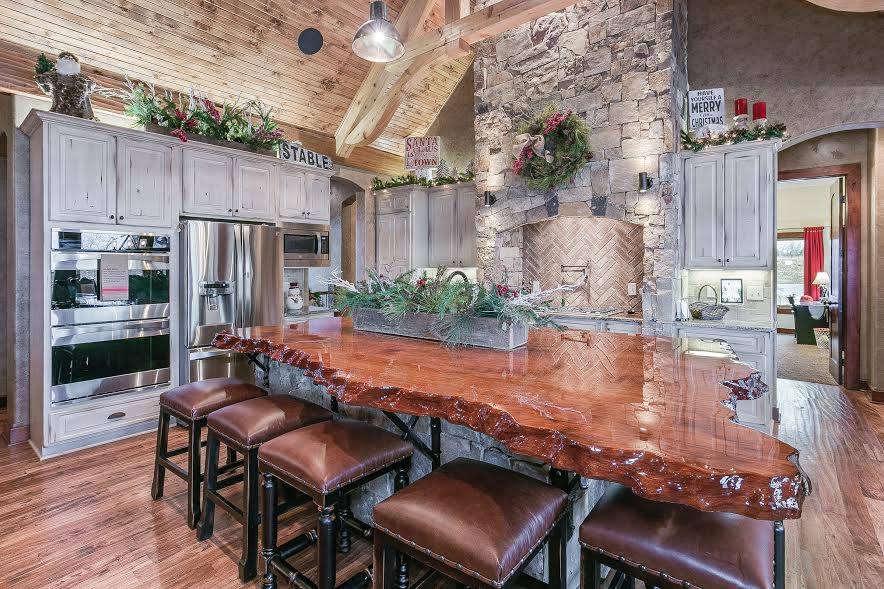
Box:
[352,1,404,63]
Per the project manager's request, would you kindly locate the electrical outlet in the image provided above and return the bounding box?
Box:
[746,286,764,301]
[627,282,637,296]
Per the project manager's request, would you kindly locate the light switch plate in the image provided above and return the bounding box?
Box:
[746,285,764,301]
[627,282,637,296]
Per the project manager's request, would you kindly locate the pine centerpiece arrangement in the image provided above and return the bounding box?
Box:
[328,269,583,349]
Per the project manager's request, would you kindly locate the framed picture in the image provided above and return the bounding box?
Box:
[720,278,744,304]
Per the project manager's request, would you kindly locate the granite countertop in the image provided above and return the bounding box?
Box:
[679,317,777,333]
[549,310,643,323]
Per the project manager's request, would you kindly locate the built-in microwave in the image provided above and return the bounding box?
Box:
[282,222,330,267]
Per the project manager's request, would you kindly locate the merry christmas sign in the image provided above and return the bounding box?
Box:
[405,136,441,170]
[688,88,725,130]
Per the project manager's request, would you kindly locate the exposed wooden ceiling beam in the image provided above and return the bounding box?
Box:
[335,0,438,158]
[335,0,579,157]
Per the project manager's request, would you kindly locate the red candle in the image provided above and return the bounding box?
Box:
[752,101,767,120]
[734,98,748,116]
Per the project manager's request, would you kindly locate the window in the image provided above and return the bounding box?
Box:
[776,237,804,305]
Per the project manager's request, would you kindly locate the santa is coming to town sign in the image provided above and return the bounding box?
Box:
[405,136,441,170]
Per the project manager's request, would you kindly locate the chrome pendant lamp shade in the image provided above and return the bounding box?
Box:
[352,1,404,63]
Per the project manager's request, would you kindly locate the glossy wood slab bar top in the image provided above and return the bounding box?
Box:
[212,319,809,520]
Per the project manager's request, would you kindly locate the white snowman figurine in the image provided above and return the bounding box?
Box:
[285,282,304,312]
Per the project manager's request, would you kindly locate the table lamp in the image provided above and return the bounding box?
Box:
[812,271,830,300]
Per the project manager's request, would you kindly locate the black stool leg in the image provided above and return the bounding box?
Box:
[548,518,567,589]
[373,533,396,589]
[239,448,260,582]
[151,408,171,500]
[582,548,601,589]
[338,493,352,554]
[186,419,203,529]
[774,520,785,589]
[196,431,220,541]
[261,472,279,589]
[317,503,337,589]
[393,466,410,589]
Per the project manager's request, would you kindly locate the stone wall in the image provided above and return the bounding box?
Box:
[688,0,884,142]
[265,361,608,587]
[473,0,688,325]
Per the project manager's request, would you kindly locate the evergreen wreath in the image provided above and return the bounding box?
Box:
[512,106,592,192]
[680,122,787,152]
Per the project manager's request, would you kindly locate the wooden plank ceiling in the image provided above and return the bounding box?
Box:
[0,0,473,174]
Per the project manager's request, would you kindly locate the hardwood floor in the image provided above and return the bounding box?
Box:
[0,379,882,588]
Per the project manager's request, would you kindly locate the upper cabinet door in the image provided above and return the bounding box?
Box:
[49,125,116,223]
[428,191,457,266]
[182,149,233,216]
[117,138,174,227]
[683,153,725,268]
[306,173,330,221]
[376,214,395,275]
[390,212,411,276]
[725,147,772,268]
[455,188,477,266]
[233,157,276,220]
[278,169,308,220]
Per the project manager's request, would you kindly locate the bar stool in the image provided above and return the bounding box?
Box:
[258,419,414,589]
[372,458,570,589]
[196,394,333,582]
[152,378,267,528]
[579,484,785,589]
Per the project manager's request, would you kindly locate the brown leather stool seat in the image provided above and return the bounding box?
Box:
[258,419,414,589]
[207,394,334,449]
[159,377,267,420]
[198,395,333,582]
[152,378,266,529]
[372,458,570,589]
[259,419,414,497]
[580,484,780,589]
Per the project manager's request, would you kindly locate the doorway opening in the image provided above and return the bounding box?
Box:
[775,164,861,388]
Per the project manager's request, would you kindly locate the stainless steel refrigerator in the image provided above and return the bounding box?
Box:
[180,219,282,383]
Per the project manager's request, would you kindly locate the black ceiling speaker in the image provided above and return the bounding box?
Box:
[298,28,324,55]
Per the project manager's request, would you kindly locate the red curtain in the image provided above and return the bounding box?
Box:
[803,226,824,300]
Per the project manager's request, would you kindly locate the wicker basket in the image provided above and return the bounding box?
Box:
[813,327,830,351]
[688,301,729,320]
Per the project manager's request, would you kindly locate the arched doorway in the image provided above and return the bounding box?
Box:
[775,125,880,393]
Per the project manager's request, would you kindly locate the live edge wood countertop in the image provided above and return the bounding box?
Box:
[213,318,809,521]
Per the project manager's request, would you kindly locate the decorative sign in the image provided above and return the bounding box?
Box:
[405,136,441,170]
[279,141,333,170]
[688,88,725,130]
[100,254,129,301]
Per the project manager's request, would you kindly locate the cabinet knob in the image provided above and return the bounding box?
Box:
[119,215,124,221]
[107,411,126,420]
[717,258,721,263]
[726,258,731,263]
[228,208,233,213]
[235,209,239,213]
[109,214,115,219]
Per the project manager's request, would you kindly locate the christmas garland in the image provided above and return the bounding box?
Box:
[512,106,592,192]
[372,170,475,191]
[121,79,284,150]
[680,123,787,152]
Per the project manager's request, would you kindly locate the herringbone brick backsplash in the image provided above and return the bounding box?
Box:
[523,217,644,310]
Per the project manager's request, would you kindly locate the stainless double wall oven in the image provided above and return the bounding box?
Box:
[49,229,172,404]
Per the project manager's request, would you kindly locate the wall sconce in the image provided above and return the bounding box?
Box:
[638,172,654,193]
[483,190,497,207]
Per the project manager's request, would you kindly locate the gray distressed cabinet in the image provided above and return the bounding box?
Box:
[428,182,477,267]
[375,185,429,277]
[682,142,776,269]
